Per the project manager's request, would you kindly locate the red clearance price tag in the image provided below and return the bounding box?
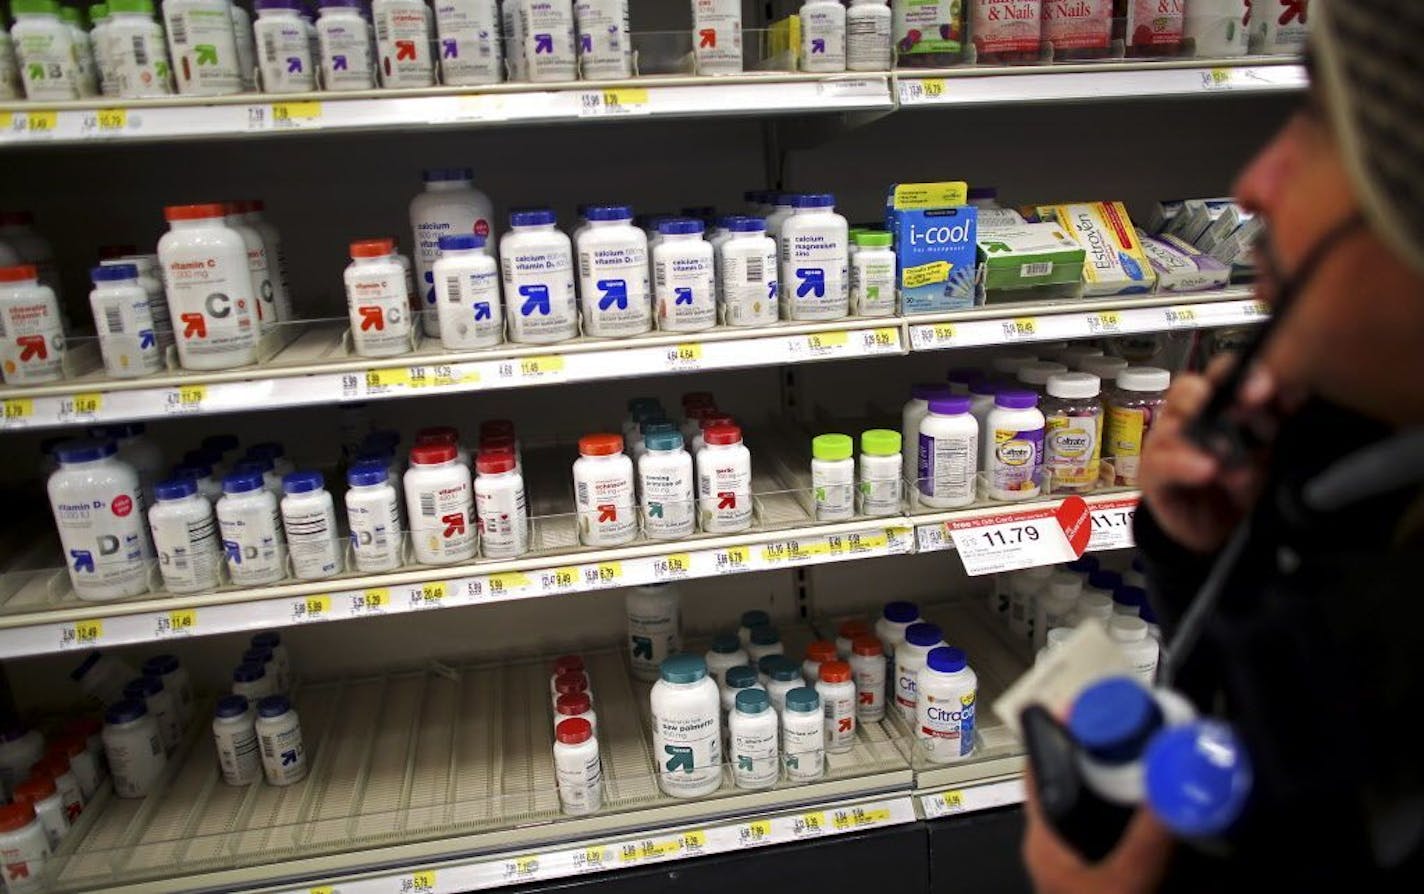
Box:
[948,496,1090,576]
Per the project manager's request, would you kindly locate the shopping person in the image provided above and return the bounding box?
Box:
[1024,1,1424,890]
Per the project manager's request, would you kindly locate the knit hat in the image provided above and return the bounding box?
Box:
[1313,0,1424,272]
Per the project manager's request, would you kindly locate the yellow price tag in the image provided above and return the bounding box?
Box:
[543,567,578,589]
[27,111,58,132]
[74,619,103,644]
[488,572,531,593]
[409,870,437,891]
[930,323,956,344]
[304,595,331,616]
[1089,311,1122,333]
[359,588,389,610]
[806,330,849,351]
[0,112,11,130]
[796,812,827,836]
[1246,300,1270,317]
[923,78,946,98]
[419,581,447,602]
[364,368,410,388]
[833,807,892,830]
[1165,306,1199,327]
[715,546,750,572]
[603,87,648,107]
[176,385,206,408]
[668,343,702,365]
[1006,317,1038,338]
[741,819,772,843]
[594,562,622,584]
[2,399,33,421]
[664,553,690,574]
[903,260,950,289]
[97,108,127,130]
[309,887,335,894]
[683,830,707,849]
[510,856,539,876]
[168,609,196,633]
[72,392,102,415]
[939,790,966,812]
[519,355,565,377]
[272,101,322,122]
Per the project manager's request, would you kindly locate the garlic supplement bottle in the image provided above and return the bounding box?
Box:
[211,695,261,786]
[849,635,886,723]
[577,205,651,337]
[851,231,896,316]
[149,477,222,593]
[812,433,855,522]
[102,699,166,798]
[895,622,945,723]
[404,443,476,564]
[434,0,502,85]
[858,429,903,517]
[782,687,825,782]
[780,193,849,320]
[372,0,434,86]
[163,0,242,95]
[654,219,716,332]
[0,265,65,384]
[108,0,175,97]
[650,654,722,798]
[474,448,527,558]
[254,0,315,91]
[281,471,342,580]
[11,0,82,100]
[719,216,779,327]
[217,470,286,586]
[502,209,579,344]
[847,0,892,70]
[626,584,681,682]
[316,0,373,88]
[691,0,742,74]
[255,695,306,786]
[158,204,259,370]
[730,688,778,790]
[916,646,977,764]
[554,718,603,815]
[433,233,503,349]
[986,390,1045,501]
[697,423,752,533]
[0,801,48,893]
[344,238,412,357]
[705,634,749,688]
[799,0,846,72]
[918,395,979,508]
[90,264,163,378]
[573,433,636,546]
[574,0,631,78]
[639,428,695,540]
[1044,372,1103,493]
[48,440,151,601]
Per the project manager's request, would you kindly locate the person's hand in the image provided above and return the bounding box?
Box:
[1022,773,1176,894]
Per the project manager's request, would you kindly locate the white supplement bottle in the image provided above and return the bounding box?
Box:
[554,693,598,739]
[574,433,637,546]
[918,395,979,508]
[410,168,494,336]
[697,423,752,533]
[780,193,849,320]
[230,0,257,90]
[48,439,150,601]
[729,688,778,790]
[851,231,896,315]
[737,610,769,648]
[1109,616,1160,686]
[243,647,281,695]
[1017,360,1069,395]
[251,631,292,692]
[255,695,307,786]
[817,660,857,753]
[763,193,798,246]
[254,0,315,91]
[372,0,434,86]
[901,383,943,488]
[59,4,98,95]
[316,0,374,89]
[158,203,259,370]
[691,0,741,74]
[107,0,175,97]
[1079,353,1128,385]
[0,801,49,893]
[719,216,778,327]
[849,635,886,723]
[149,477,222,593]
[70,652,138,706]
[48,734,99,801]
[805,638,836,685]
[89,264,163,378]
[0,21,20,101]
[917,646,977,764]
[11,775,67,850]
[474,448,527,558]
[577,205,652,337]
[1034,572,1082,649]
[232,662,274,702]
[0,727,43,804]
[434,0,501,85]
[968,379,1000,442]
[986,390,1046,501]
[246,441,295,479]
[240,199,292,322]
[102,699,166,798]
[650,654,722,798]
[122,675,181,754]
[705,634,749,688]
[554,718,603,815]
[638,428,695,540]
[654,218,716,332]
[0,265,65,385]
[800,0,846,72]
[1010,565,1052,640]
[433,233,503,349]
[404,443,477,564]
[344,238,412,358]
[721,665,762,727]
[217,469,287,586]
[11,0,81,100]
[858,429,903,517]
[847,0,892,70]
[502,209,579,344]
[746,625,783,664]
[500,0,523,78]
[574,0,631,78]
[163,0,242,95]
[211,695,261,786]
[812,433,855,522]
[626,583,681,682]
[782,687,825,782]
[142,654,193,725]
[835,619,871,661]
[103,254,173,349]
[764,658,803,714]
[32,753,81,824]
[895,622,944,723]
[280,471,342,581]
[517,0,576,81]
[1076,591,1114,626]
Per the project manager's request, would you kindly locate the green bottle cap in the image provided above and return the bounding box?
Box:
[12,0,62,16]
[812,433,854,462]
[108,0,154,13]
[58,4,83,25]
[860,429,901,456]
[88,3,108,21]
[855,231,893,248]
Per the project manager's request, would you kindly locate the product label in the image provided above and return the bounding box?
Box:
[93,291,163,377]
[781,228,849,320]
[576,467,636,545]
[887,204,977,314]
[652,705,721,795]
[163,252,259,365]
[556,747,604,812]
[1045,410,1102,489]
[822,686,857,751]
[692,0,742,71]
[14,27,80,100]
[918,430,975,503]
[858,459,903,517]
[375,6,435,86]
[107,728,164,797]
[1107,404,1150,484]
[574,0,631,77]
[112,23,174,96]
[165,8,242,93]
[282,503,341,579]
[408,476,476,562]
[640,454,695,539]
[990,425,1045,496]
[476,478,528,558]
[318,19,375,89]
[347,488,404,572]
[579,240,651,336]
[1126,0,1185,46]
[919,686,976,761]
[851,254,897,316]
[655,251,716,332]
[52,486,149,597]
[783,721,824,782]
[218,499,287,585]
[347,269,412,356]
[435,262,503,348]
[435,1,502,84]
[256,19,313,90]
[895,658,920,720]
[1251,0,1310,53]
[258,719,306,785]
[814,464,855,522]
[720,242,778,326]
[1041,0,1111,49]
[697,450,752,532]
[1,296,66,384]
[216,723,261,785]
[893,0,963,55]
[244,243,277,331]
[628,608,679,677]
[847,6,893,69]
[150,505,221,592]
[520,0,577,80]
[0,34,20,100]
[503,244,579,342]
[732,722,778,788]
[852,656,886,721]
[973,1,1044,54]
[801,8,847,70]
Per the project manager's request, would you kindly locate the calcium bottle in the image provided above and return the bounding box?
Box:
[517,0,577,81]
[474,448,527,558]
[696,424,752,533]
[254,0,315,90]
[255,695,306,786]
[812,434,855,522]
[372,0,434,86]
[917,646,977,764]
[48,440,151,601]
[432,233,503,349]
[502,209,579,343]
[211,695,261,785]
[573,433,637,546]
[0,265,66,385]
[817,661,857,753]
[108,0,175,97]
[849,635,886,722]
[639,428,695,540]
[627,584,681,682]
[345,461,402,572]
[800,0,846,72]
[11,0,82,100]
[280,471,342,580]
[434,0,501,85]
[851,231,896,315]
[102,699,166,798]
[574,0,630,78]
[149,477,222,593]
[650,654,722,798]
[0,801,49,893]
[163,0,242,95]
[986,390,1045,501]
[158,203,259,370]
[719,217,778,327]
[782,687,825,782]
[217,470,286,586]
[89,264,163,378]
[410,168,495,336]
[654,219,716,332]
[1044,372,1104,493]
[780,194,849,320]
[577,205,652,337]
[729,688,778,790]
[554,718,603,814]
[691,0,741,74]
[404,443,477,564]
[344,238,412,358]
[918,395,979,508]
[895,622,944,723]
[316,0,374,89]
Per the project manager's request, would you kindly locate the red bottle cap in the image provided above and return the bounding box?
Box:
[838,619,871,640]
[852,635,883,657]
[0,802,36,833]
[350,238,395,258]
[480,419,515,439]
[47,735,85,760]
[682,391,715,409]
[556,692,592,716]
[703,424,742,446]
[415,426,459,444]
[806,640,837,664]
[578,433,624,456]
[699,414,736,431]
[553,655,585,676]
[409,443,458,465]
[819,661,852,683]
[553,672,588,696]
[476,448,516,475]
[0,265,38,283]
[164,203,228,222]
[556,717,593,744]
[65,717,101,738]
[479,434,516,453]
[11,774,56,805]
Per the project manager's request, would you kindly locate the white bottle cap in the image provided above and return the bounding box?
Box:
[1109,615,1149,642]
[1046,372,1102,400]
[1116,367,1172,392]
[1078,355,1129,381]
[1016,361,1068,387]
[1046,627,1074,649]
[992,353,1038,375]
[1078,592,1114,620]
[1047,571,1083,602]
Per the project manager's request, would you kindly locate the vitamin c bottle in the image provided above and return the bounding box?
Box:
[0,264,66,384]
[916,646,977,764]
[158,204,259,371]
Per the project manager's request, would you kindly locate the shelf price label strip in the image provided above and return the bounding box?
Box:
[895,65,1306,107]
[915,493,1140,564]
[919,778,1026,820]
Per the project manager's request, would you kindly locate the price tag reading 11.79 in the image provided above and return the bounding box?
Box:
[947,497,1091,576]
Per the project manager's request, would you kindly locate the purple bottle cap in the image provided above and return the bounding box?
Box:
[970,379,1002,397]
[911,383,948,401]
[995,389,1040,410]
[928,396,972,415]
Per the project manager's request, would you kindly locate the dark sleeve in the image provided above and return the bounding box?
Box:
[1132,502,1214,637]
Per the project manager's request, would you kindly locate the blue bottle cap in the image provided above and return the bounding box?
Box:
[91,263,137,282]
[1067,556,1100,575]
[766,657,801,682]
[740,610,770,629]
[222,471,265,495]
[1114,585,1148,610]
[735,688,770,714]
[724,666,758,689]
[154,478,198,501]
[658,218,705,236]
[1145,720,1254,838]
[904,623,943,648]
[252,631,281,648]
[659,654,708,684]
[347,461,389,487]
[361,430,400,451]
[711,633,742,654]
[257,694,291,718]
[172,462,213,481]
[141,654,179,676]
[1089,570,1123,592]
[784,687,821,712]
[215,694,251,719]
[123,676,162,699]
[104,699,148,725]
[437,233,484,251]
[757,655,780,675]
[1068,677,1163,764]
[795,193,836,208]
[422,167,473,183]
[232,662,266,683]
[246,441,286,461]
[235,457,273,475]
[243,646,273,665]
[587,205,633,221]
[727,216,768,233]
[510,209,556,227]
[926,646,967,673]
[185,447,223,467]
[883,601,919,624]
[644,430,684,451]
[749,625,780,646]
[55,439,117,464]
[282,470,324,494]
[203,434,239,454]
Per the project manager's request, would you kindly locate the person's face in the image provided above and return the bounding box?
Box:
[1234,91,1424,426]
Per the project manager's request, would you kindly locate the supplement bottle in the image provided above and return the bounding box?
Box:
[1119,0,1184,57]
[764,657,803,714]
[782,687,825,782]
[653,219,716,332]
[916,646,977,764]
[574,0,631,78]
[576,205,651,337]
[0,801,48,892]
[858,429,903,517]
[102,699,165,797]
[901,383,945,489]
[639,428,695,540]
[967,379,1000,440]
[415,426,471,468]
[1043,372,1103,494]
[972,0,1043,64]
[255,695,306,786]
[780,194,849,320]
[211,695,261,785]
[404,443,476,564]
[11,0,82,100]
[847,0,892,69]
[141,654,193,725]
[48,440,150,601]
[554,718,603,815]
[690,412,734,456]
[746,625,783,663]
[101,254,171,349]
[58,5,98,95]
[549,655,587,700]
[1109,616,1159,686]
[70,652,138,707]
[173,462,220,503]
[1106,367,1170,486]
[235,456,283,497]
[812,433,855,522]
[372,0,434,86]
[89,264,163,378]
[875,600,919,668]
[946,367,981,396]
[149,477,222,594]
[705,634,749,688]
[0,14,20,100]
[254,0,315,91]
[31,753,82,823]
[1016,360,1068,395]
[1034,572,1081,649]
[107,0,174,97]
[1009,563,1052,640]
[11,775,66,850]
[721,665,762,723]
[61,718,106,786]
[892,0,964,66]
[243,647,281,695]
[235,202,292,322]
[46,734,99,801]
[434,0,501,85]
[217,469,287,586]
[0,265,65,384]
[316,0,374,89]
[163,0,242,95]
[835,619,871,660]
[555,692,598,739]
[691,0,742,75]
[1113,584,1144,617]
[552,673,592,710]
[817,661,857,753]
[502,209,579,344]
[573,433,636,546]
[850,231,896,316]
[433,233,502,349]
[800,0,846,71]
[763,194,798,246]
[729,688,778,790]
[517,0,576,82]
[650,654,722,798]
[626,584,681,682]
[229,0,257,90]
[918,395,979,508]
[1184,0,1248,57]
[252,631,292,691]
[1076,591,1114,626]
[474,448,527,558]
[1068,677,1167,806]
[803,639,837,684]
[737,610,769,648]
[986,390,1045,501]
[0,728,43,802]
[410,169,494,336]
[281,471,342,580]
[123,675,181,754]
[719,216,778,327]
[158,203,259,370]
[1042,0,1110,59]
[245,442,294,479]
[1079,353,1127,383]
[849,635,886,722]
[697,423,752,533]
[895,622,944,722]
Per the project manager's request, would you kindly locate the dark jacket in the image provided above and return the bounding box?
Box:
[1136,399,1424,891]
